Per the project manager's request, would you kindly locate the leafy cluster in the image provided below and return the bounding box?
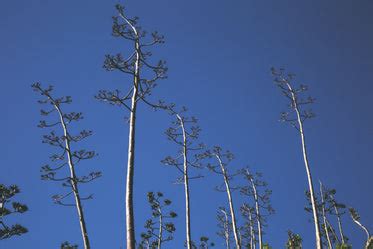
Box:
[139,192,177,248]
[0,184,28,240]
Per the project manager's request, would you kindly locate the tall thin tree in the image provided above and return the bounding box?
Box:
[241,168,274,249]
[32,83,101,249]
[240,203,257,249]
[96,4,167,248]
[162,106,204,249]
[319,181,333,249]
[271,68,323,249]
[217,207,232,249]
[206,147,241,249]
[325,189,348,245]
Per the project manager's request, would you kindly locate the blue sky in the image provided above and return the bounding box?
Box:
[1,0,372,248]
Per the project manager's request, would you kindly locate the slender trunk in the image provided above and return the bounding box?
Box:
[331,196,345,244]
[366,237,373,249]
[287,83,323,249]
[320,182,332,249]
[178,115,192,249]
[247,170,262,249]
[248,208,255,249]
[116,14,142,249]
[55,105,90,249]
[325,219,340,245]
[252,184,262,249]
[126,38,140,249]
[351,217,370,242]
[158,208,163,249]
[216,155,241,249]
[221,209,230,249]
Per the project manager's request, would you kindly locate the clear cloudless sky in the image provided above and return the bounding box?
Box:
[1,0,372,248]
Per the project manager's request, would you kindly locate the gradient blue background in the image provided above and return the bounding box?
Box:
[1,0,372,248]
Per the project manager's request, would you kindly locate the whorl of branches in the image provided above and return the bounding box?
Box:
[271,67,315,130]
[32,82,101,206]
[95,4,169,114]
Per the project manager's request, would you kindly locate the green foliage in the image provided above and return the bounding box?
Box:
[367,236,373,249]
[336,243,352,249]
[262,243,272,249]
[286,230,302,249]
[197,236,215,249]
[60,241,78,249]
[139,192,177,248]
[0,184,28,240]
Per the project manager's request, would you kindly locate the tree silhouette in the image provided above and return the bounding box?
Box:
[32,83,101,249]
[240,203,257,249]
[241,168,274,249]
[205,147,241,249]
[162,106,204,249]
[139,192,177,249]
[286,230,302,249]
[95,5,168,248]
[0,184,28,240]
[271,68,322,249]
[194,236,215,249]
[61,241,78,249]
[216,207,233,249]
[324,188,349,246]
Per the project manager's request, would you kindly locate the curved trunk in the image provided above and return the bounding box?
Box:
[178,115,192,249]
[351,217,370,242]
[287,83,323,249]
[216,155,241,249]
[55,105,90,249]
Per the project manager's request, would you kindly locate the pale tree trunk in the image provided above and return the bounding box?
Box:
[330,195,345,244]
[178,115,193,249]
[119,14,141,249]
[325,219,340,245]
[216,155,241,249]
[351,216,370,243]
[319,182,332,249]
[220,209,230,249]
[248,208,255,249]
[125,39,140,249]
[366,237,373,249]
[287,83,323,249]
[246,170,262,249]
[55,104,90,249]
[158,208,163,249]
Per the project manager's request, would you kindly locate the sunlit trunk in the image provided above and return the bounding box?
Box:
[287,83,323,249]
[221,209,230,249]
[178,115,192,249]
[158,208,163,249]
[55,105,90,249]
[216,155,241,249]
[319,182,332,249]
[126,38,140,249]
